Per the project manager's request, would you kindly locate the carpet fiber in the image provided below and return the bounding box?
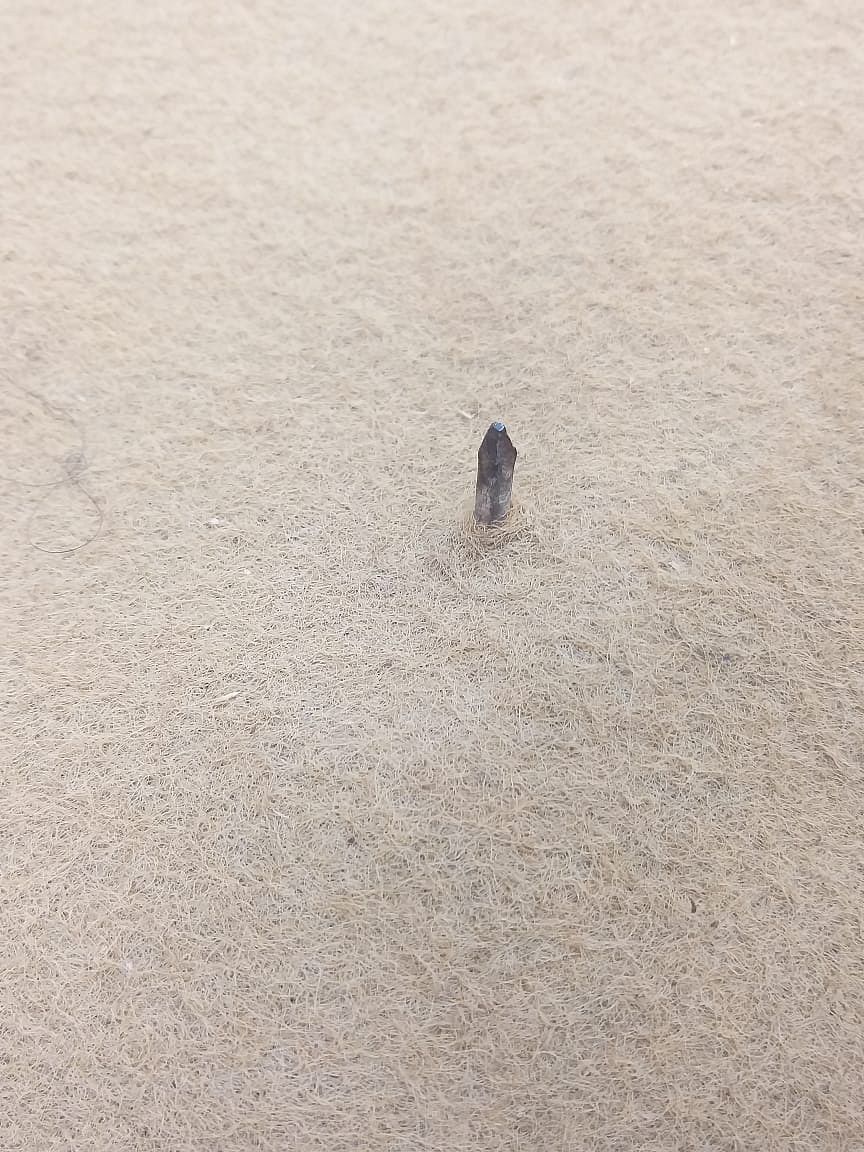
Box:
[2,1,863,1148]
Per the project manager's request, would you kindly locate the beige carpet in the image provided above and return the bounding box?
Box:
[3,1,863,1148]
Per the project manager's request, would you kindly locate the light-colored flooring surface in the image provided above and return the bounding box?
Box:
[2,1,863,1148]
